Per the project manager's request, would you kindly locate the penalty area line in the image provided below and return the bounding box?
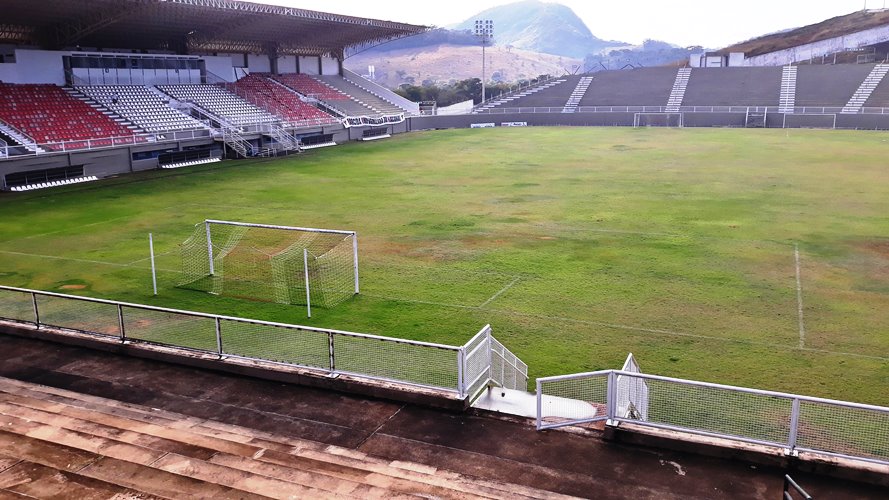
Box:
[479,277,522,308]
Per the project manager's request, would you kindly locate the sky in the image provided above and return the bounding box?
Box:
[246,0,883,48]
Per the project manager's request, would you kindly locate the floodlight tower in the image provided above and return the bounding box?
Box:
[474,19,494,104]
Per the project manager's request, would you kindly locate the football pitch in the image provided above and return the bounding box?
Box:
[1,127,887,404]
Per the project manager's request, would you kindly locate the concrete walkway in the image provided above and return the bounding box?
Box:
[0,333,884,499]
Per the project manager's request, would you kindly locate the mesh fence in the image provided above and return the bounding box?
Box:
[0,289,35,323]
[121,306,217,352]
[179,222,355,307]
[332,334,459,390]
[796,400,889,462]
[220,319,330,369]
[640,376,793,446]
[538,374,608,429]
[462,329,491,398]
[36,294,121,337]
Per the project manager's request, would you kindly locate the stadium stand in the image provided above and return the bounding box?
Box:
[475,76,577,111]
[795,64,876,107]
[227,74,338,127]
[0,84,137,151]
[271,74,378,117]
[156,84,279,127]
[578,67,678,106]
[76,85,209,133]
[316,75,407,115]
[682,67,783,106]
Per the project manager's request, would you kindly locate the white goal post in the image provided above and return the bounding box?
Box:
[178,219,359,309]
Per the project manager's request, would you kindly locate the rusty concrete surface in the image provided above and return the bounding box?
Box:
[0,333,884,499]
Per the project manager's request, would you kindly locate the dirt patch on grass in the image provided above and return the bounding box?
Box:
[59,284,87,290]
[859,239,889,259]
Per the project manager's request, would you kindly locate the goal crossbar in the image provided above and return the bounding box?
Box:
[204,219,356,236]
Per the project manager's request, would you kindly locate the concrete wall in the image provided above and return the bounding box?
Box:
[299,56,320,75]
[5,50,67,84]
[743,24,889,66]
[247,53,271,73]
[277,55,297,74]
[203,55,238,82]
[321,56,340,75]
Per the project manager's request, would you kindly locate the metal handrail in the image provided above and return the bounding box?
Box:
[0,285,459,351]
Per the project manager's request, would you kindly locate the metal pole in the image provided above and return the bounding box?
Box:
[536,379,543,430]
[215,317,223,356]
[352,233,360,294]
[328,332,336,372]
[457,348,465,398]
[31,292,40,327]
[205,221,215,275]
[482,40,486,104]
[303,248,311,318]
[117,304,126,341]
[149,233,158,296]
[606,371,616,421]
[788,398,801,451]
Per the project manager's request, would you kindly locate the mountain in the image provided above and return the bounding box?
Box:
[451,0,628,59]
[345,44,582,88]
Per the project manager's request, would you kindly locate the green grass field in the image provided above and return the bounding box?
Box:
[1,127,887,404]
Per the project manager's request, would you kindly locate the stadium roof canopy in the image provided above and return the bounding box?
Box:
[0,0,428,56]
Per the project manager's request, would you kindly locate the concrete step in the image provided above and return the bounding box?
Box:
[0,430,265,499]
[0,378,564,499]
[0,456,160,499]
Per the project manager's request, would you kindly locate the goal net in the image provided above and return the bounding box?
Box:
[178,220,358,307]
[633,113,683,128]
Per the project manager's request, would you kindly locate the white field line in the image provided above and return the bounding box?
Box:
[0,213,138,245]
[0,249,179,274]
[479,277,522,308]
[795,243,806,349]
[362,293,889,362]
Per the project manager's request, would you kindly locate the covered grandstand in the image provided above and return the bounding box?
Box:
[0,0,426,189]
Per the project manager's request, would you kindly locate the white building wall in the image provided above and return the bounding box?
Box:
[9,50,67,84]
[277,55,297,74]
[299,56,320,74]
[742,24,889,66]
[204,55,237,82]
[247,53,271,73]
[321,56,340,75]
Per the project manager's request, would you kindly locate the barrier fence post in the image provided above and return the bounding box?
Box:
[457,348,465,398]
[215,317,223,356]
[536,379,543,430]
[606,371,617,422]
[31,292,40,327]
[117,304,126,341]
[328,332,336,372]
[788,397,801,452]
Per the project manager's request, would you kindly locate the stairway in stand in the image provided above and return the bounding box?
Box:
[842,63,889,113]
[562,76,594,113]
[0,377,574,499]
[665,68,692,112]
[779,66,798,113]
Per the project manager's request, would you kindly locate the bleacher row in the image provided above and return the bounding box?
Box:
[481,64,889,111]
[0,74,408,154]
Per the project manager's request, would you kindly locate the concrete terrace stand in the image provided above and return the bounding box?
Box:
[0,321,886,498]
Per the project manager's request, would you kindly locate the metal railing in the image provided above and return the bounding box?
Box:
[0,128,213,160]
[537,357,889,466]
[470,104,889,115]
[0,286,526,400]
[459,325,529,400]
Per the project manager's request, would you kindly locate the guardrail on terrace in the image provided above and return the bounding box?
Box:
[0,128,213,160]
[0,286,522,399]
[471,105,889,115]
[537,355,889,466]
